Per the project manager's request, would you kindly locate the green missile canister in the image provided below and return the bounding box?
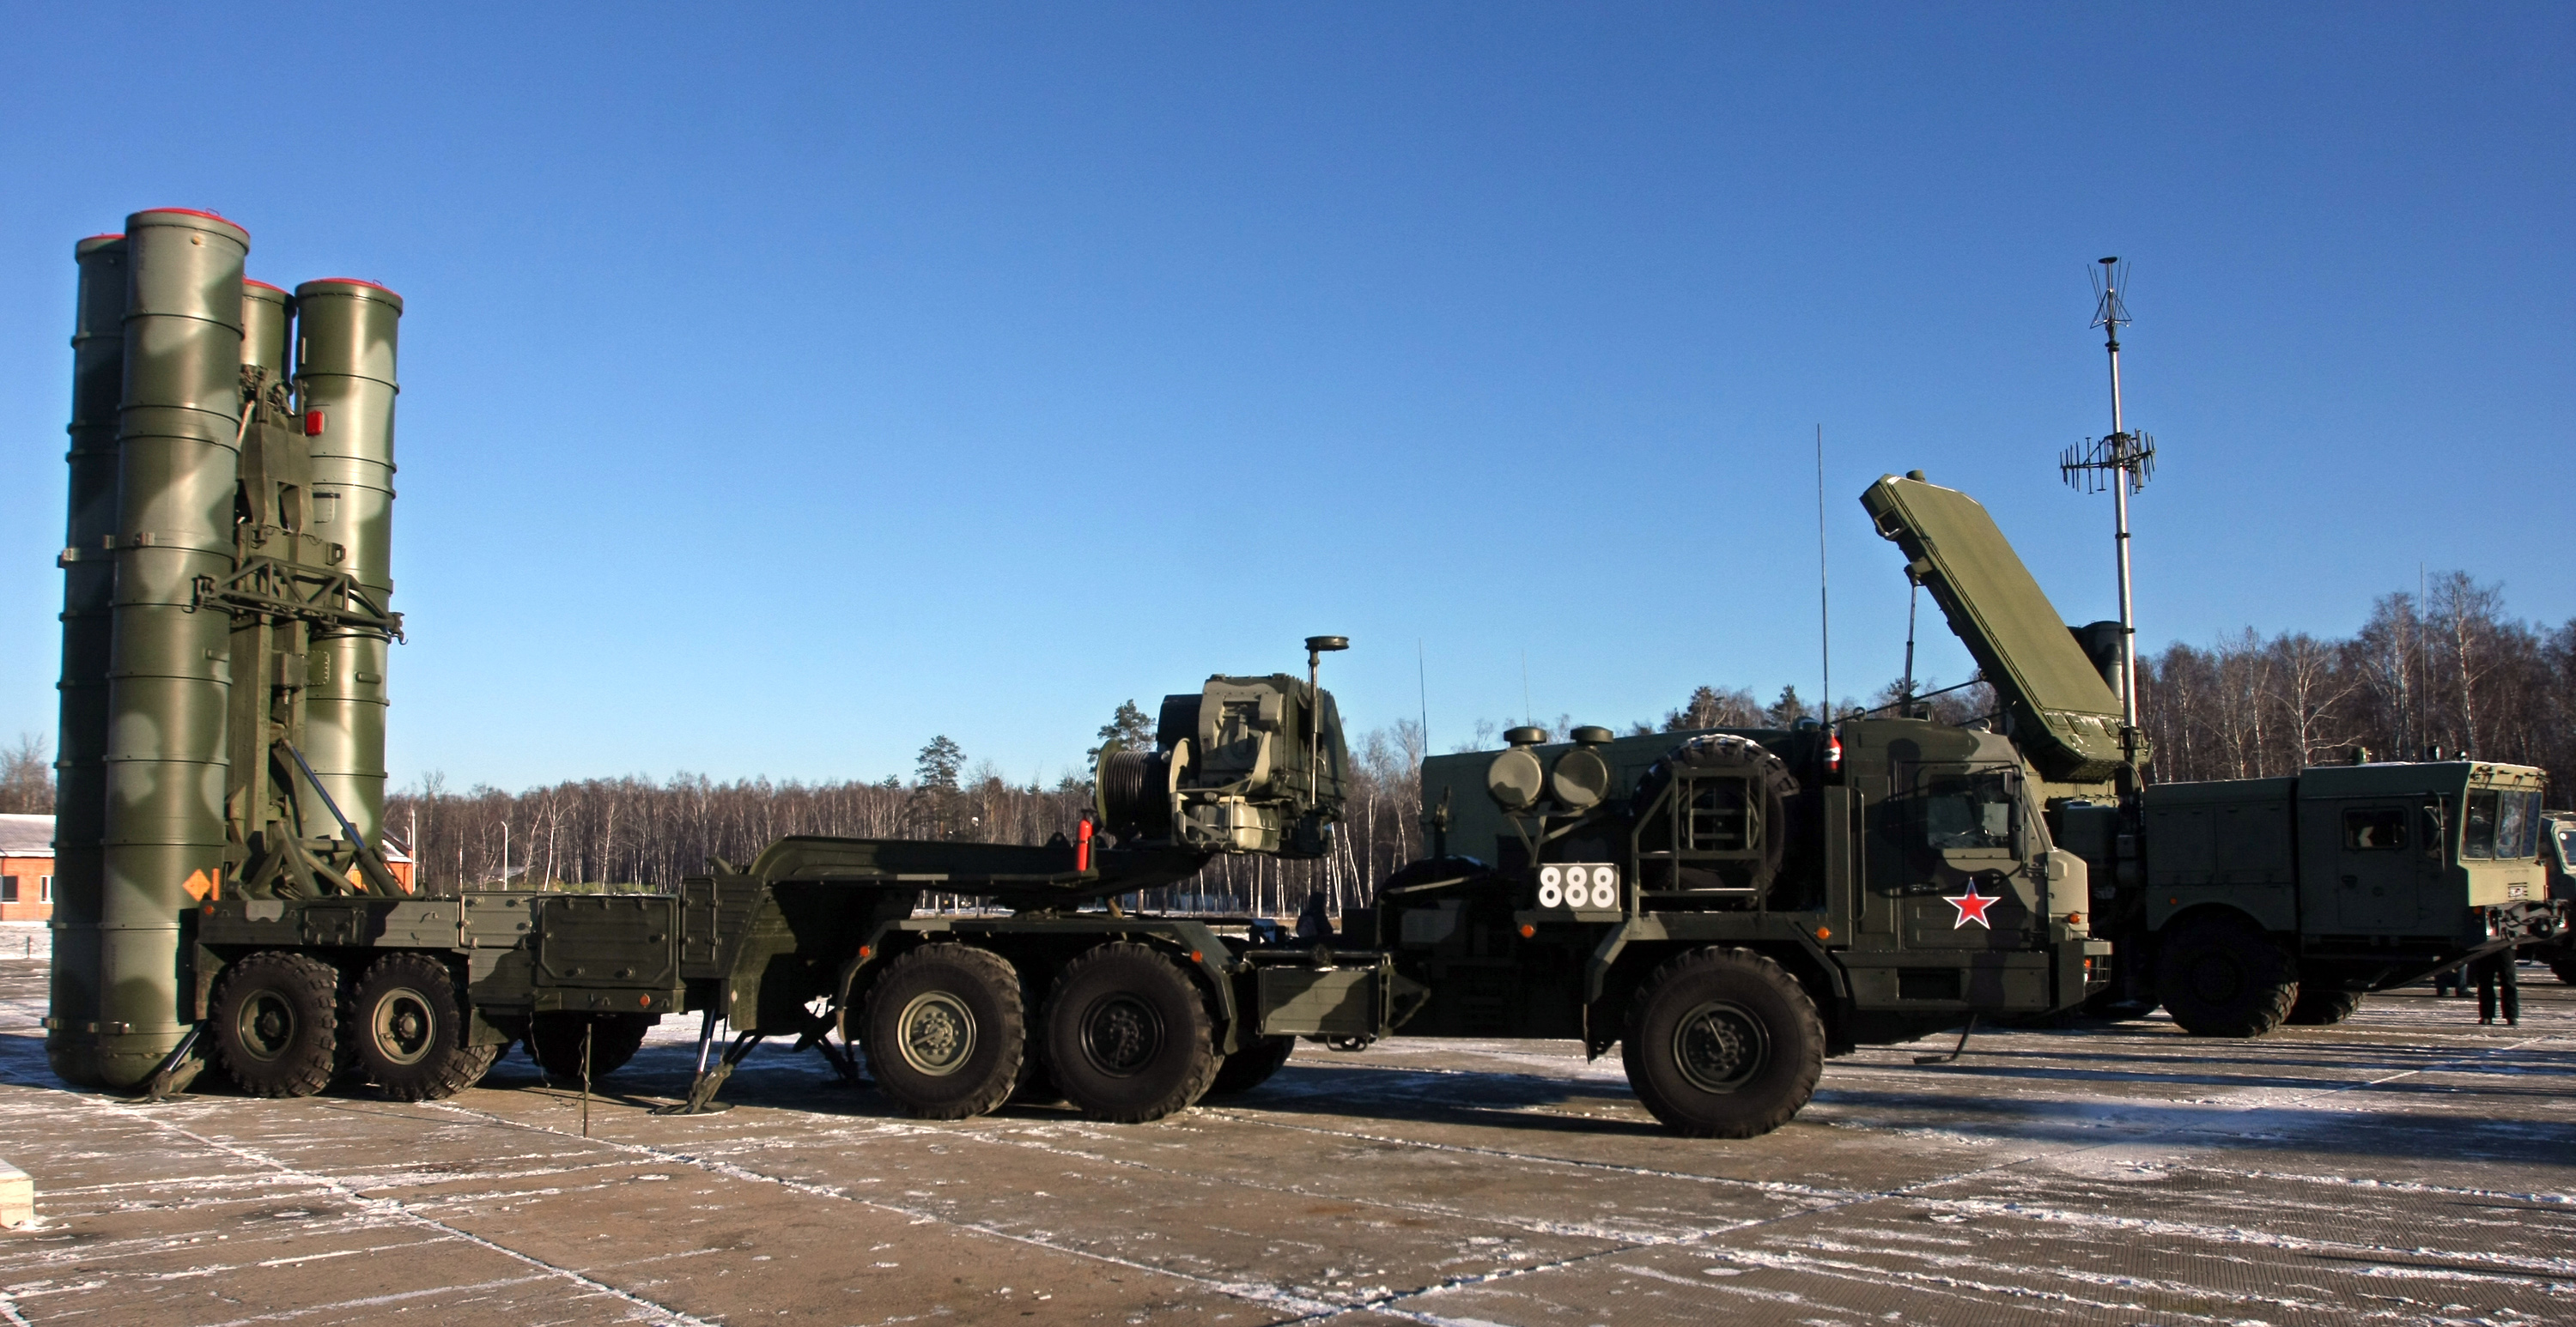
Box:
[242,279,291,379]
[46,235,128,1088]
[76,209,249,1091]
[294,279,401,852]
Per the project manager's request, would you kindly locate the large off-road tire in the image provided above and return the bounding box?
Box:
[526,1011,657,1082]
[2286,985,2365,1027]
[1206,1034,1295,1096]
[2550,953,2576,987]
[210,951,343,1098]
[346,953,499,1100]
[1620,948,1824,1139]
[2155,913,2299,1037]
[1045,942,1219,1123]
[862,944,1027,1119]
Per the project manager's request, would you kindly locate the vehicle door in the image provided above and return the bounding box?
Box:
[2330,801,2436,932]
[1897,763,2035,948]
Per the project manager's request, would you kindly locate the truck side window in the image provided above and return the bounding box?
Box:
[2462,790,2499,860]
[1923,770,2014,851]
[2342,808,2406,851]
[2497,791,2541,859]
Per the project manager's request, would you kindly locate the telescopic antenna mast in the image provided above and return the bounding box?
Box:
[2060,257,2155,765]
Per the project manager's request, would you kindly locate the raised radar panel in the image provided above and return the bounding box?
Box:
[1860,474,2131,783]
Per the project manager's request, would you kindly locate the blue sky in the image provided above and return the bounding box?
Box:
[2,4,2567,790]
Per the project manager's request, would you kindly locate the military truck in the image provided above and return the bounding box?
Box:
[2105,763,2557,1034]
[2530,812,2576,984]
[176,472,2133,1138]
[1852,472,2564,1038]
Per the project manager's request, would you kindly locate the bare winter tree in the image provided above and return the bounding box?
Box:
[0,735,51,815]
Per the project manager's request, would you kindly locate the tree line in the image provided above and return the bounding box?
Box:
[5,570,2562,912]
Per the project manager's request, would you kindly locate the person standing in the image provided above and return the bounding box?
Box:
[2469,948,2521,1026]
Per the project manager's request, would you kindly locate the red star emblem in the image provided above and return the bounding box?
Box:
[1947,882,1996,929]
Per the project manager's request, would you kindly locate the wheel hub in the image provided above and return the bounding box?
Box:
[238,991,295,1062]
[372,990,436,1066]
[897,992,976,1076]
[1672,999,1768,1094]
[2187,953,2248,1003]
[1079,995,1165,1077]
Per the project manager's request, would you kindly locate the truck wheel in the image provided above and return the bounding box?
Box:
[1045,942,1219,1123]
[1620,948,1824,1139]
[526,1011,657,1082]
[862,944,1027,1119]
[347,954,497,1100]
[2286,987,2364,1026]
[210,951,343,1098]
[1206,1035,1295,1096]
[2551,955,2576,987]
[2154,914,2299,1037]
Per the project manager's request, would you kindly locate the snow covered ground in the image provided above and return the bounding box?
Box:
[0,944,2567,1325]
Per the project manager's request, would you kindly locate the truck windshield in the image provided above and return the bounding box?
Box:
[2463,789,2544,860]
[1923,770,2015,851]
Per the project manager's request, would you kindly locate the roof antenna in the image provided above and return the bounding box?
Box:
[1815,424,1832,722]
[2060,257,2155,775]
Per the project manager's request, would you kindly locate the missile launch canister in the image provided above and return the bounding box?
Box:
[293,279,401,851]
[56,209,249,1091]
[46,235,129,1088]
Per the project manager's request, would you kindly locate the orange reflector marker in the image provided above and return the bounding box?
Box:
[639,995,651,1007]
[1815,925,1832,941]
[2067,912,2084,925]
[1518,924,1535,938]
[1189,951,1203,963]
[859,945,872,960]
[304,409,324,435]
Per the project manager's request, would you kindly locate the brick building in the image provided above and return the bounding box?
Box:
[0,816,413,921]
[0,815,52,922]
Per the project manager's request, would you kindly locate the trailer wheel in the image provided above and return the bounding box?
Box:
[862,944,1027,1119]
[1045,942,1218,1123]
[1621,948,1823,1138]
[526,1012,657,1082]
[2286,987,2364,1026]
[347,954,497,1100]
[2154,913,2299,1037]
[1206,1035,1295,1096]
[210,951,343,1098]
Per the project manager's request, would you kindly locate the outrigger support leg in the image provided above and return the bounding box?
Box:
[126,1024,207,1103]
[791,1017,868,1088]
[1914,1015,1977,1065]
[656,1029,762,1116]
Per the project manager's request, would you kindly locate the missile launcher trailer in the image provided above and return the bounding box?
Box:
[46,210,414,1095]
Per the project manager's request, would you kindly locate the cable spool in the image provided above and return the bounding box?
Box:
[1096,746,1176,838]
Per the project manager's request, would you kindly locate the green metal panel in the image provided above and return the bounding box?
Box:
[293,279,401,848]
[78,208,249,1091]
[1861,475,2129,783]
[46,234,127,1088]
